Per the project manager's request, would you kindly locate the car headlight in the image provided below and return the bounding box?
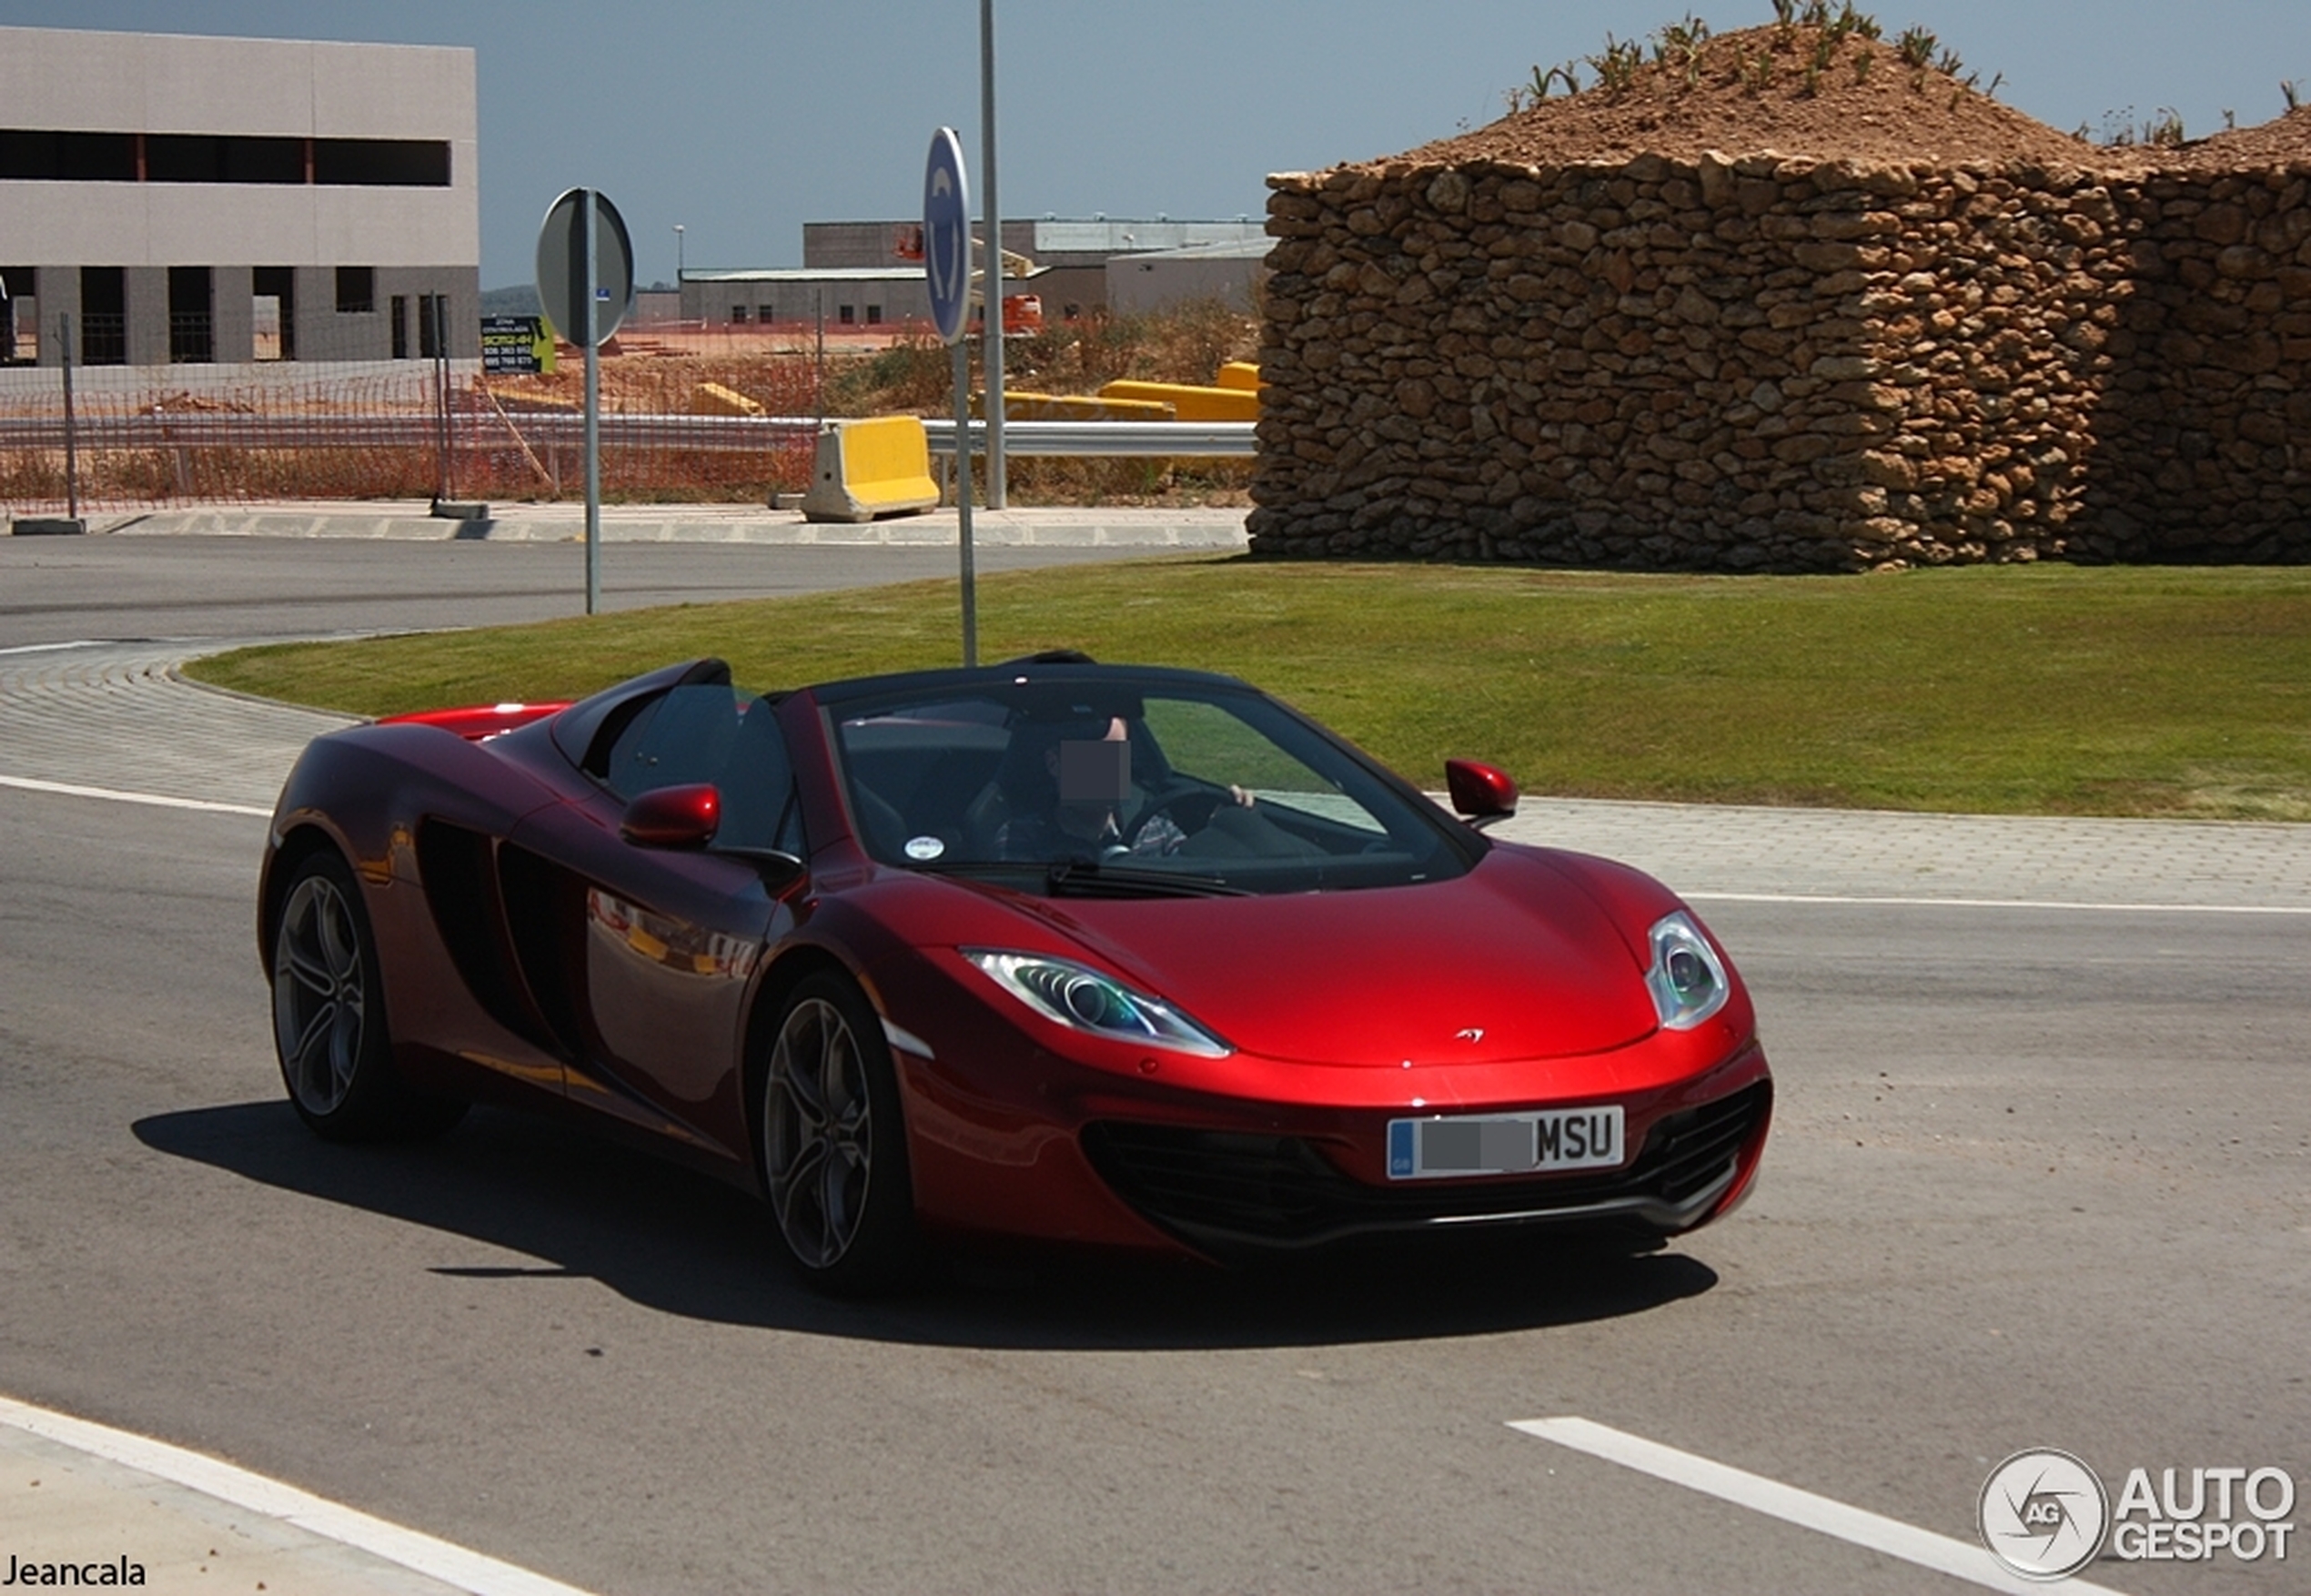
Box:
[963,950,1231,1057]
[1644,911,1731,1031]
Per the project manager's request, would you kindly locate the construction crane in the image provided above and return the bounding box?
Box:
[892,225,1045,333]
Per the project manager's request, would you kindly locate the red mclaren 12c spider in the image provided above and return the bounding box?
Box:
[260,652,1771,1291]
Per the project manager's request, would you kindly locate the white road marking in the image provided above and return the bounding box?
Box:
[1688,889,2311,916]
[0,1393,600,1596]
[5,776,2301,915]
[1510,1417,2128,1595]
[0,639,110,656]
[0,773,271,816]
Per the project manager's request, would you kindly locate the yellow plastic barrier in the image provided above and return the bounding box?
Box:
[1096,379,1261,421]
[1215,362,1264,392]
[800,416,942,523]
[976,390,1176,421]
[691,381,765,418]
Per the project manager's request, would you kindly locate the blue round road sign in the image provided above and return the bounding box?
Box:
[923,128,972,347]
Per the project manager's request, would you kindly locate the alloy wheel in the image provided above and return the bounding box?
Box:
[273,872,368,1116]
[764,995,874,1269]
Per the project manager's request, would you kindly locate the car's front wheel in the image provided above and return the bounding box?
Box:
[760,972,917,1293]
[270,848,465,1142]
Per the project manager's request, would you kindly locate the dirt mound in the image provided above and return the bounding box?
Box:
[1392,23,2104,173]
[2168,105,2311,172]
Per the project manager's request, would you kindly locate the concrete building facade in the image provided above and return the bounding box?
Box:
[0,25,479,366]
[1105,237,1270,314]
[679,217,1268,326]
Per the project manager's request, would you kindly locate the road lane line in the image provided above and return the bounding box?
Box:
[1509,1417,2129,1595]
[0,640,110,656]
[0,1393,600,1596]
[0,773,270,816]
[1687,889,2311,915]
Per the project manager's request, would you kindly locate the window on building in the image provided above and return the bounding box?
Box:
[79,266,126,365]
[167,265,213,364]
[390,296,409,359]
[0,129,449,186]
[757,306,773,324]
[337,267,376,314]
[0,129,135,182]
[418,293,443,359]
[838,305,856,325]
[731,305,749,324]
[146,134,303,185]
[865,305,882,325]
[311,138,451,187]
[252,267,295,360]
[0,268,33,363]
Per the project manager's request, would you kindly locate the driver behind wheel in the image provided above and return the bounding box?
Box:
[994,715,1251,862]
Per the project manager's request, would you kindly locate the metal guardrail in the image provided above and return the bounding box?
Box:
[0,413,1259,457]
[923,419,1256,458]
[0,412,820,451]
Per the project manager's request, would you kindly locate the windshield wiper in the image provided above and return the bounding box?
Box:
[1044,856,1247,899]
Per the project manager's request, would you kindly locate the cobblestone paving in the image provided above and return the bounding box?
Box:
[0,641,350,810]
[97,501,1252,548]
[1492,797,2311,911]
[7,641,2307,909]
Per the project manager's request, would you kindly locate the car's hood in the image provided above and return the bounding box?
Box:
[956,848,1660,1066]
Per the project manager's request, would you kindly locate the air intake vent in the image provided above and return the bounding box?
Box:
[1084,1082,1770,1249]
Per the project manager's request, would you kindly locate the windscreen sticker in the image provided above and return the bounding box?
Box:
[904,835,946,861]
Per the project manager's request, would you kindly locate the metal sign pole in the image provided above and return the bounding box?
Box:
[979,0,1005,510]
[58,312,79,522]
[924,127,977,668]
[433,298,451,506]
[953,340,976,667]
[584,188,602,617]
[536,185,630,608]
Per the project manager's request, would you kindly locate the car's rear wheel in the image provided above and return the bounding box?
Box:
[761,973,916,1293]
[271,848,466,1142]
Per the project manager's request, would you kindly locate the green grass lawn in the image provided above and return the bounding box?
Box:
[186,559,2311,821]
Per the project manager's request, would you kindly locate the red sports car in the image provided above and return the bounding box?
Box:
[260,652,1770,1291]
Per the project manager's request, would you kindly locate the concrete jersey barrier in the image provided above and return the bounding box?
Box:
[801,416,942,524]
[1096,379,1262,422]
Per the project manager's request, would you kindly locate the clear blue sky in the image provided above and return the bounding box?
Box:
[4,1,2306,288]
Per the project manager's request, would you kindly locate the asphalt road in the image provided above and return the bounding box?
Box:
[0,531,1184,648]
[1,538,2305,1594]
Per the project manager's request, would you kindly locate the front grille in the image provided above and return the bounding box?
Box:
[1082,1081,1770,1249]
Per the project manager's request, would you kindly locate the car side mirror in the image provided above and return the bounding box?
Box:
[1445,759,1519,829]
[621,783,721,848]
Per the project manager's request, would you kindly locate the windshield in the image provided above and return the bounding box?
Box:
[827,678,1475,896]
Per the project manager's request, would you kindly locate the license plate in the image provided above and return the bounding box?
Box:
[1387,1106,1625,1180]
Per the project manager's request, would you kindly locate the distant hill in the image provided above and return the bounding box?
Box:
[480,284,543,318]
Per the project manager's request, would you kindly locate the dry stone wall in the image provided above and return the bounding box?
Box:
[1249,153,2311,569]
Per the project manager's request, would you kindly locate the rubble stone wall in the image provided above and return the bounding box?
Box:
[1248,154,2311,569]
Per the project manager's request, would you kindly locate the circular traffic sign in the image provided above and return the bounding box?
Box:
[923,128,972,347]
[535,187,634,348]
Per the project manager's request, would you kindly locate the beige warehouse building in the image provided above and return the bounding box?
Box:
[0,25,479,366]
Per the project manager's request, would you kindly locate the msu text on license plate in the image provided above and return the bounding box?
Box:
[1386,1106,1625,1180]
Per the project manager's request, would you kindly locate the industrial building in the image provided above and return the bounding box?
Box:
[679,217,1267,328]
[0,25,479,366]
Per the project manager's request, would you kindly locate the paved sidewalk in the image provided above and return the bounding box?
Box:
[5,640,2307,911]
[0,1398,588,1596]
[70,499,1251,549]
[1489,796,2311,911]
